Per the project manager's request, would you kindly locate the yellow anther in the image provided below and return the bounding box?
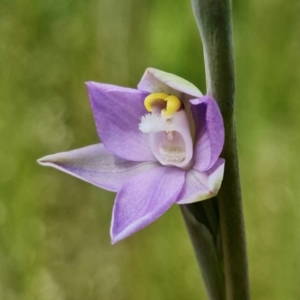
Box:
[144,93,182,117]
[162,95,181,116]
[144,93,169,112]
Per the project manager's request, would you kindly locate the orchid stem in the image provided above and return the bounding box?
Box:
[181,205,226,300]
[183,0,251,299]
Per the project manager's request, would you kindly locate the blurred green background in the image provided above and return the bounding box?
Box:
[1,0,300,299]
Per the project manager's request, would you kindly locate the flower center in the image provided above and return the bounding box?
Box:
[139,93,193,168]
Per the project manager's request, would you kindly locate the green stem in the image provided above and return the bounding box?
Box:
[181,204,225,300]
[190,0,251,299]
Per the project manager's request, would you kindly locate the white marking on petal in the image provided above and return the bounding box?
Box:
[158,144,186,162]
[139,113,170,133]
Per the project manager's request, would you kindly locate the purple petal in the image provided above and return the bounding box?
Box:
[86,82,156,162]
[137,68,202,98]
[176,158,225,204]
[38,144,159,192]
[111,166,185,243]
[191,95,225,172]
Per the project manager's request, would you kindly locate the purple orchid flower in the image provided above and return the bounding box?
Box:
[38,68,225,244]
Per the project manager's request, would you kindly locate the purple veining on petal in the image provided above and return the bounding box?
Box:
[191,95,225,172]
[111,166,185,243]
[176,158,225,204]
[137,68,202,98]
[86,82,156,162]
[38,144,159,192]
[148,110,193,168]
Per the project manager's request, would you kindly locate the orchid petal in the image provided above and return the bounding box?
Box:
[191,96,225,172]
[38,144,158,192]
[86,82,156,162]
[137,68,202,98]
[176,158,225,204]
[111,166,185,243]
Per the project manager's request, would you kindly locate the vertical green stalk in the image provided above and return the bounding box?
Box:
[181,205,226,300]
[188,0,251,299]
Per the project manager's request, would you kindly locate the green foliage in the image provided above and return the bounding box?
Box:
[0,0,300,299]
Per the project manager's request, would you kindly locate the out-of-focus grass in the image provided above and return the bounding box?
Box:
[0,0,300,299]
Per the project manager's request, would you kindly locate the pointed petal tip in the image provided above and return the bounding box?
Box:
[110,237,117,245]
[85,81,97,88]
[37,151,67,165]
[110,219,149,245]
[176,158,225,204]
[110,215,123,245]
[110,225,130,244]
[110,234,122,245]
[144,67,154,73]
[37,157,44,165]
[37,155,55,166]
[110,231,133,244]
[85,81,99,94]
